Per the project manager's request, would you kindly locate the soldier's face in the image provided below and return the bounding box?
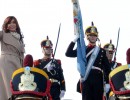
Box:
[106,50,114,60]
[87,34,97,43]
[42,47,53,56]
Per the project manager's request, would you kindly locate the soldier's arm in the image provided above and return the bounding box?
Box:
[65,42,77,57]
[57,60,66,91]
[102,49,111,83]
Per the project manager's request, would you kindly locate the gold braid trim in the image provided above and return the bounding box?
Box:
[12,67,49,79]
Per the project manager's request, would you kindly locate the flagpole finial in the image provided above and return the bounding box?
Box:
[91,22,94,26]
[110,39,112,44]
[47,36,49,40]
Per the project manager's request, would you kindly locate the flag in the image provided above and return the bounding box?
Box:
[72,0,87,77]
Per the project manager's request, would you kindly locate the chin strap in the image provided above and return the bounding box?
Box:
[97,38,101,47]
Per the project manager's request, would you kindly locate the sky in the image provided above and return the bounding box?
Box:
[0,0,130,99]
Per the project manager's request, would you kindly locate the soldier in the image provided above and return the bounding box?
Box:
[65,22,111,100]
[103,40,122,70]
[33,36,66,100]
[103,40,122,99]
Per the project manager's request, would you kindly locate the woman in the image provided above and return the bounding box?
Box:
[0,16,25,100]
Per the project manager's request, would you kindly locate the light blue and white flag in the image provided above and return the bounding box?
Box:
[72,0,87,77]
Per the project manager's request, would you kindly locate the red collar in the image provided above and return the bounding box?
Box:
[42,57,51,61]
[109,60,112,62]
[87,44,96,48]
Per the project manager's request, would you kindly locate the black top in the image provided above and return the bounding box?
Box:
[34,58,66,91]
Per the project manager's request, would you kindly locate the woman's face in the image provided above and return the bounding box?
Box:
[7,19,17,32]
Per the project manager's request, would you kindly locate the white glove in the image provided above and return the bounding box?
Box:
[105,84,110,93]
[46,65,53,72]
[60,90,65,98]
[73,34,80,43]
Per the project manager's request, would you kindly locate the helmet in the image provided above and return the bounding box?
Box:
[85,22,98,36]
[10,66,52,99]
[41,36,53,48]
[103,40,115,51]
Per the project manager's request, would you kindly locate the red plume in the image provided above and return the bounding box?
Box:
[23,54,33,67]
[126,48,130,64]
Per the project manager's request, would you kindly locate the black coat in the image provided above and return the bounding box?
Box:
[34,58,66,91]
[65,42,111,82]
[66,42,111,100]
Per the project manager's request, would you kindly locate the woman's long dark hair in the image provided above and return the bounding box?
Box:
[2,16,24,43]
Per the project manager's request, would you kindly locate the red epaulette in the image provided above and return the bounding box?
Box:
[33,60,40,66]
[56,59,61,64]
[117,63,122,66]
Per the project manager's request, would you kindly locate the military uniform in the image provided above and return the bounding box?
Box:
[103,41,122,99]
[66,23,111,100]
[109,61,121,70]
[34,37,66,100]
[103,41,122,70]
